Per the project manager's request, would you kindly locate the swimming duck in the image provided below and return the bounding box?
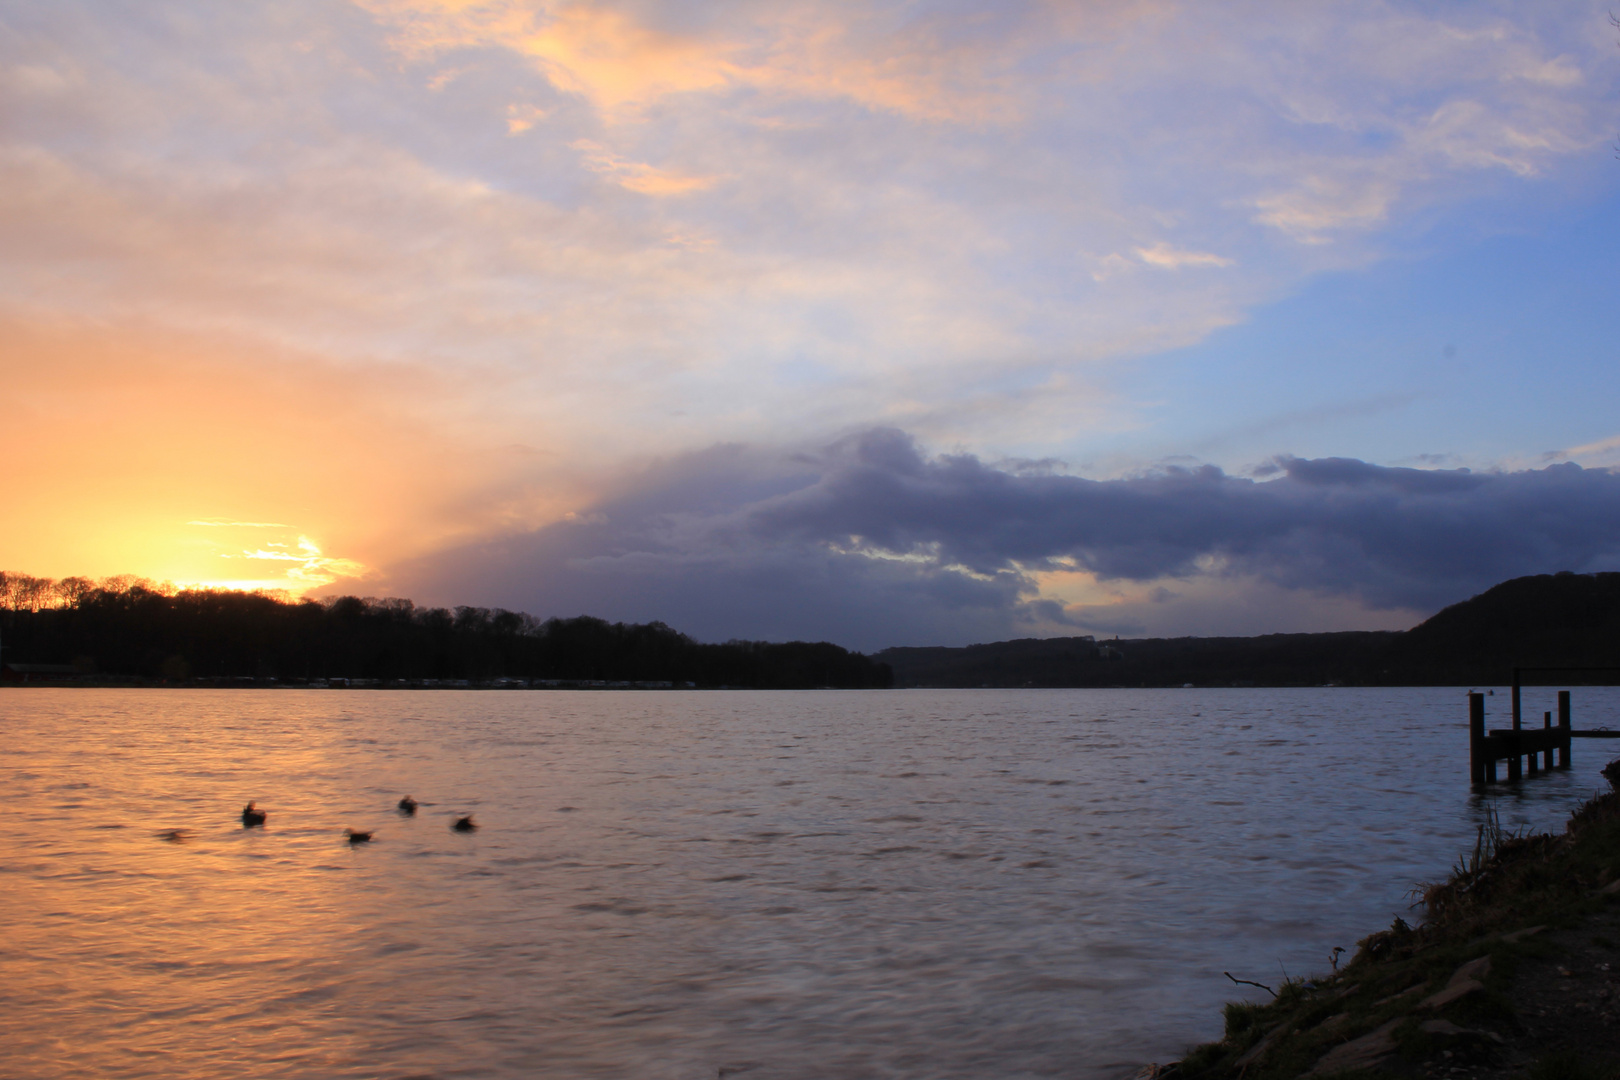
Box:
[452,815,477,833]
[397,796,418,815]
[345,829,374,844]
[241,802,267,827]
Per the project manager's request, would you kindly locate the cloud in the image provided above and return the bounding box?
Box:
[1552,433,1620,466]
[1,0,1609,468]
[234,536,368,589]
[505,101,548,133]
[1,1,1615,620]
[357,0,1031,122]
[1133,243,1234,270]
[570,139,719,195]
[387,429,1620,648]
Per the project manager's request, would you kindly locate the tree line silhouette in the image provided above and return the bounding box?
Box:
[0,573,892,689]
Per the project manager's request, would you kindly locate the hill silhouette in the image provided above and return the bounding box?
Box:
[1386,570,1620,683]
[877,572,1620,688]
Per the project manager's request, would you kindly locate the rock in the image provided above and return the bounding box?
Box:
[1310,1012,1351,1033]
[1233,1023,1288,1068]
[1602,879,1620,895]
[1420,1019,1503,1044]
[1502,925,1547,943]
[1420,956,1491,1010]
[1372,983,1425,1007]
[1305,1019,1401,1076]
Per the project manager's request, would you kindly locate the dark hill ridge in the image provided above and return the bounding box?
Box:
[1394,570,1620,681]
[876,572,1620,688]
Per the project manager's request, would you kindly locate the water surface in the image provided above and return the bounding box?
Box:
[1,686,1614,1079]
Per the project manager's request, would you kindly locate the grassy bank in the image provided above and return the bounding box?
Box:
[1165,761,1620,1079]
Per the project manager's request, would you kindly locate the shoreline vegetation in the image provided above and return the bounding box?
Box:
[5,570,1620,690]
[0,573,891,689]
[1158,760,1620,1080]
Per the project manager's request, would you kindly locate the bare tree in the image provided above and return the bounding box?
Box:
[0,572,54,612]
[54,577,96,609]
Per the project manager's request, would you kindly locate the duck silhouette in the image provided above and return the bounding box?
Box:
[397,796,418,815]
[452,815,477,833]
[241,802,267,827]
[345,829,374,844]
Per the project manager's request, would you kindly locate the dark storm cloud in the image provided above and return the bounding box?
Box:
[390,429,1620,649]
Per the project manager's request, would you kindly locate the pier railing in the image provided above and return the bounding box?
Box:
[1469,666,1620,785]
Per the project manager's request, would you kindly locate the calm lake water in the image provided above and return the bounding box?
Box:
[2,687,1617,1079]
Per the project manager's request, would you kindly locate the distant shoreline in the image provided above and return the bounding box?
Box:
[7,570,1620,690]
[0,677,882,690]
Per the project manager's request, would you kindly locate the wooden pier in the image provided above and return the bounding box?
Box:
[1469,666,1620,785]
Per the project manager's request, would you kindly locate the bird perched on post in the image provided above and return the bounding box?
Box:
[452,815,477,833]
[398,795,418,815]
[241,802,266,827]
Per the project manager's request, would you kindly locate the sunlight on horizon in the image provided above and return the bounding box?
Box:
[137,524,368,598]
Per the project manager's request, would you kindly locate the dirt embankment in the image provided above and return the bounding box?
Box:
[1154,761,1620,1080]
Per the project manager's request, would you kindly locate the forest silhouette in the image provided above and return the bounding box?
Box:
[0,574,891,689]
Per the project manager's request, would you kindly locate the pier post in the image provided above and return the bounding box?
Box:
[1508,672,1523,781]
[1469,693,1486,785]
[1558,690,1571,770]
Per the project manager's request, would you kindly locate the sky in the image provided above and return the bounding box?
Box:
[3,0,1619,650]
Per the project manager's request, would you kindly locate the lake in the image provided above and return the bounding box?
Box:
[1,686,1615,1079]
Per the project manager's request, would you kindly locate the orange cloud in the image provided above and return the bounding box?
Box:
[359,0,1023,123]
[363,0,734,115]
[1133,243,1234,270]
[570,139,718,195]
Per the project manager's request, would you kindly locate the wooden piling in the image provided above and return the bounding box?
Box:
[1558,690,1571,769]
[1473,674,1607,785]
[1508,672,1523,780]
[1469,692,1485,785]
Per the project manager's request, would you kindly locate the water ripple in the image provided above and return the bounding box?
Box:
[0,686,1615,1078]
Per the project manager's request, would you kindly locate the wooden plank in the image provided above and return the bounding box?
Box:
[1486,729,1567,752]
